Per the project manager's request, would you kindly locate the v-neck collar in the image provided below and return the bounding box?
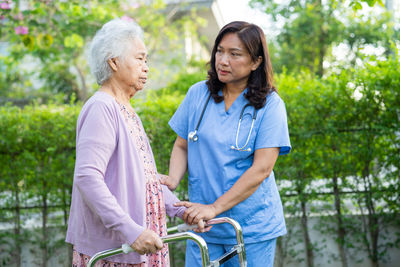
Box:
[217,88,248,116]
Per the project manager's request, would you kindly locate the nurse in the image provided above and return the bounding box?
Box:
[162,21,291,266]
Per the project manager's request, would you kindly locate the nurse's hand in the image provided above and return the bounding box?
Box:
[175,201,218,225]
[160,174,180,191]
[193,219,213,233]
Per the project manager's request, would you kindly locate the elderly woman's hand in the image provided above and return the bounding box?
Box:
[159,174,180,191]
[131,229,163,255]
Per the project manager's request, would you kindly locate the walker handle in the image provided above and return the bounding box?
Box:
[167,223,199,233]
[87,232,211,267]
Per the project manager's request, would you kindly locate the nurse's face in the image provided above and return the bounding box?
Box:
[215,33,261,87]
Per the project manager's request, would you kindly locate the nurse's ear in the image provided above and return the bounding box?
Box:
[251,56,262,71]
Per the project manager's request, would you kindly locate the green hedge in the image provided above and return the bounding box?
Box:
[275,58,400,265]
[1,59,399,266]
[0,103,79,266]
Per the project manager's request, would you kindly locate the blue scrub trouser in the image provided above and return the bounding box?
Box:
[185,238,277,267]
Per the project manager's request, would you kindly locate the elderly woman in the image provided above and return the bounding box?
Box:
[66,18,203,266]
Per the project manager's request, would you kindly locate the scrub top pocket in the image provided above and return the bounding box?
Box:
[230,182,268,226]
[188,176,202,203]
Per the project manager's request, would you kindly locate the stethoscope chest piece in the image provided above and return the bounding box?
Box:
[188,130,198,142]
[231,145,252,152]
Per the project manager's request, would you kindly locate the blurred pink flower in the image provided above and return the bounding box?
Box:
[15,26,28,35]
[121,15,134,22]
[0,2,10,9]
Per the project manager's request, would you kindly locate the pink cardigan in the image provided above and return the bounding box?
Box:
[66,91,185,264]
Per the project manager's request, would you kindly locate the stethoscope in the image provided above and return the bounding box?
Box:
[188,93,257,152]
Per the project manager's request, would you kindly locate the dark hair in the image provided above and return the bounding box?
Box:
[206,21,276,109]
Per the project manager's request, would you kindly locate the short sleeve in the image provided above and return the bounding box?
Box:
[255,93,291,155]
[168,86,194,140]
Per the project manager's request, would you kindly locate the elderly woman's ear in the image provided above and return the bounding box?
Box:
[107,58,118,72]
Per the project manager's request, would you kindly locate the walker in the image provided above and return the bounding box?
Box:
[87,217,247,267]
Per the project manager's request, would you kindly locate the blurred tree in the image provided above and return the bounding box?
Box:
[0,0,205,102]
[249,0,398,76]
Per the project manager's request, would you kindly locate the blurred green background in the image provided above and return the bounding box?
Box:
[0,0,399,266]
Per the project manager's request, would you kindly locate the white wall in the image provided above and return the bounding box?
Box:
[275,216,400,267]
[1,214,399,266]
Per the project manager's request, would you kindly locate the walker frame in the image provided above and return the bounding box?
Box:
[87,217,247,267]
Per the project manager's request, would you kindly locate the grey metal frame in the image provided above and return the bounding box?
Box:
[87,217,246,267]
[206,217,247,267]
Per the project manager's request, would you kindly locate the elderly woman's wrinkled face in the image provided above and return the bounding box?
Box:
[113,38,149,93]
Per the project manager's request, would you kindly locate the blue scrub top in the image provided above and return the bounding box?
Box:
[169,81,291,244]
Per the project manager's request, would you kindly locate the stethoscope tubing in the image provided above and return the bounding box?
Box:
[195,94,212,131]
[232,104,257,152]
[188,94,211,142]
[188,93,257,152]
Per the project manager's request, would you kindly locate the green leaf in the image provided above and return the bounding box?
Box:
[38,34,53,48]
[64,33,84,48]
[22,35,35,50]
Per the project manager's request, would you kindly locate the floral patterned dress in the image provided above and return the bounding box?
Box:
[72,103,169,267]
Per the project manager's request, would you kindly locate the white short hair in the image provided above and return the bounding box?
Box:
[88,18,144,85]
